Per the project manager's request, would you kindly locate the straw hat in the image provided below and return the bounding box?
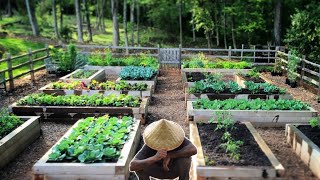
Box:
[143,119,185,151]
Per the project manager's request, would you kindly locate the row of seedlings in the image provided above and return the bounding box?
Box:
[182,57,318,179]
[6,52,159,179]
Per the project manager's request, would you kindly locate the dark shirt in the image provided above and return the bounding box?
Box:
[134,137,191,160]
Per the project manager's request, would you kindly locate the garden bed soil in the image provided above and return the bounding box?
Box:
[59,69,105,84]
[181,66,252,75]
[9,98,149,124]
[187,101,318,127]
[235,74,265,88]
[33,119,141,180]
[39,83,153,98]
[190,122,284,178]
[0,116,41,169]
[297,125,320,147]
[116,73,158,92]
[286,124,320,179]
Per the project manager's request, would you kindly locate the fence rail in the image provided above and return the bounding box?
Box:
[0,45,51,92]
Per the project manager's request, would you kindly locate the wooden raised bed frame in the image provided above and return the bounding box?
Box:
[59,69,105,84]
[0,116,41,169]
[181,67,252,75]
[39,83,153,98]
[234,74,266,88]
[187,101,318,127]
[33,119,141,180]
[190,121,284,179]
[9,98,149,124]
[285,124,320,179]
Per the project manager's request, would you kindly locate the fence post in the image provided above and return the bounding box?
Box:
[179,44,182,69]
[267,44,270,63]
[28,48,35,83]
[45,44,50,57]
[275,46,279,60]
[318,66,320,97]
[6,53,14,91]
[241,44,244,60]
[157,44,160,62]
[253,45,256,63]
[228,46,232,59]
[300,55,305,85]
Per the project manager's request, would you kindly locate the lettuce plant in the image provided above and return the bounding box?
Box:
[119,66,157,80]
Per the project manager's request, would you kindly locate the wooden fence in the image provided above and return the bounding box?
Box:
[276,51,320,95]
[0,45,51,92]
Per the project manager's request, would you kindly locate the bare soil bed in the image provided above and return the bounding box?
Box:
[186,72,234,82]
[297,125,320,147]
[0,70,319,179]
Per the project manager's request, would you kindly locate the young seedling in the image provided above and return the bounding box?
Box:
[309,117,320,128]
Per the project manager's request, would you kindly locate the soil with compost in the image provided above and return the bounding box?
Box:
[186,72,234,82]
[238,74,266,83]
[198,123,272,166]
[297,125,320,147]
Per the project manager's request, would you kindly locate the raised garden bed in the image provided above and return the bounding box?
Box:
[187,99,318,127]
[190,121,284,179]
[0,116,41,169]
[39,81,152,98]
[235,73,266,88]
[59,69,105,84]
[181,66,252,75]
[33,116,141,180]
[84,65,124,76]
[9,94,149,124]
[285,124,320,179]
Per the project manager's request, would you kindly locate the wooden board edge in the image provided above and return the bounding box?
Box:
[244,122,285,177]
[189,122,206,167]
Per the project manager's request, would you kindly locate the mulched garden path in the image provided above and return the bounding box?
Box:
[0,70,319,179]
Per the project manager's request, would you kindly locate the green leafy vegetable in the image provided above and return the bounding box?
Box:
[0,109,24,139]
[119,66,157,80]
[48,116,134,163]
[70,70,97,79]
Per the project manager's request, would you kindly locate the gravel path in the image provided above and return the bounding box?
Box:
[0,70,319,179]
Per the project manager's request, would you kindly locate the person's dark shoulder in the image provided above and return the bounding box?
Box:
[134,144,157,160]
[174,137,191,151]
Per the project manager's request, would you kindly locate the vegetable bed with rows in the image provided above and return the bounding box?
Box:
[0,110,40,169]
[187,99,318,127]
[33,116,141,180]
[39,80,152,98]
[9,94,149,124]
[116,66,158,92]
[59,69,105,84]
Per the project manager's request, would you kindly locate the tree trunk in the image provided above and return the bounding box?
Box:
[60,0,63,30]
[192,13,196,42]
[223,0,227,49]
[111,0,120,46]
[274,0,282,46]
[52,0,59,39]
[130,0,135,46]
[25,0,40,36]
[231,15,236,49]
[214,0,219,47]
[75,0,84,43]
[96,0,106,32]
[179,0,183,46]
[83,0,92,41]
[136,0,140,45]
[207,34,211,49]
[7,0,12,17]
[123,0,129,53]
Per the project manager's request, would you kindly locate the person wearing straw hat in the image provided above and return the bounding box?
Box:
[130,119,197,180]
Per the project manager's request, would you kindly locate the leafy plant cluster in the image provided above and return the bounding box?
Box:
[287,50,300,82]
[209,112,243,161]
[193,98,310,111]
[183,54,252,69]
[244,81,286,94]
[119,66,157,80]
[50,80,148,91]
[88,51,159,70]
[50,44,77,72]
[17,94,141,107]
[244,69,260,79]
[273,59,285,73]
[70,70,97,79]
[48,115,134,163]
[0,109,23,139]
[309,117,320,129]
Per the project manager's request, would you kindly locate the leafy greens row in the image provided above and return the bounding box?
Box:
[119,66,157,80]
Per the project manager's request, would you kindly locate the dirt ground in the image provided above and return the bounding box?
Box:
[0,70,319,179]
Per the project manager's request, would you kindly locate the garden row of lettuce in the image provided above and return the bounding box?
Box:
[193,99,310,110]
[70,70,98,79]
[17,94,140,107]
[119,66,157,80]
[49,80,148,91]
[48,116,134,163]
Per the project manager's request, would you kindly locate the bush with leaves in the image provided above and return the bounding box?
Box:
[0,109,23,139]
[50,44,77,72]
[287,50,300,83]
